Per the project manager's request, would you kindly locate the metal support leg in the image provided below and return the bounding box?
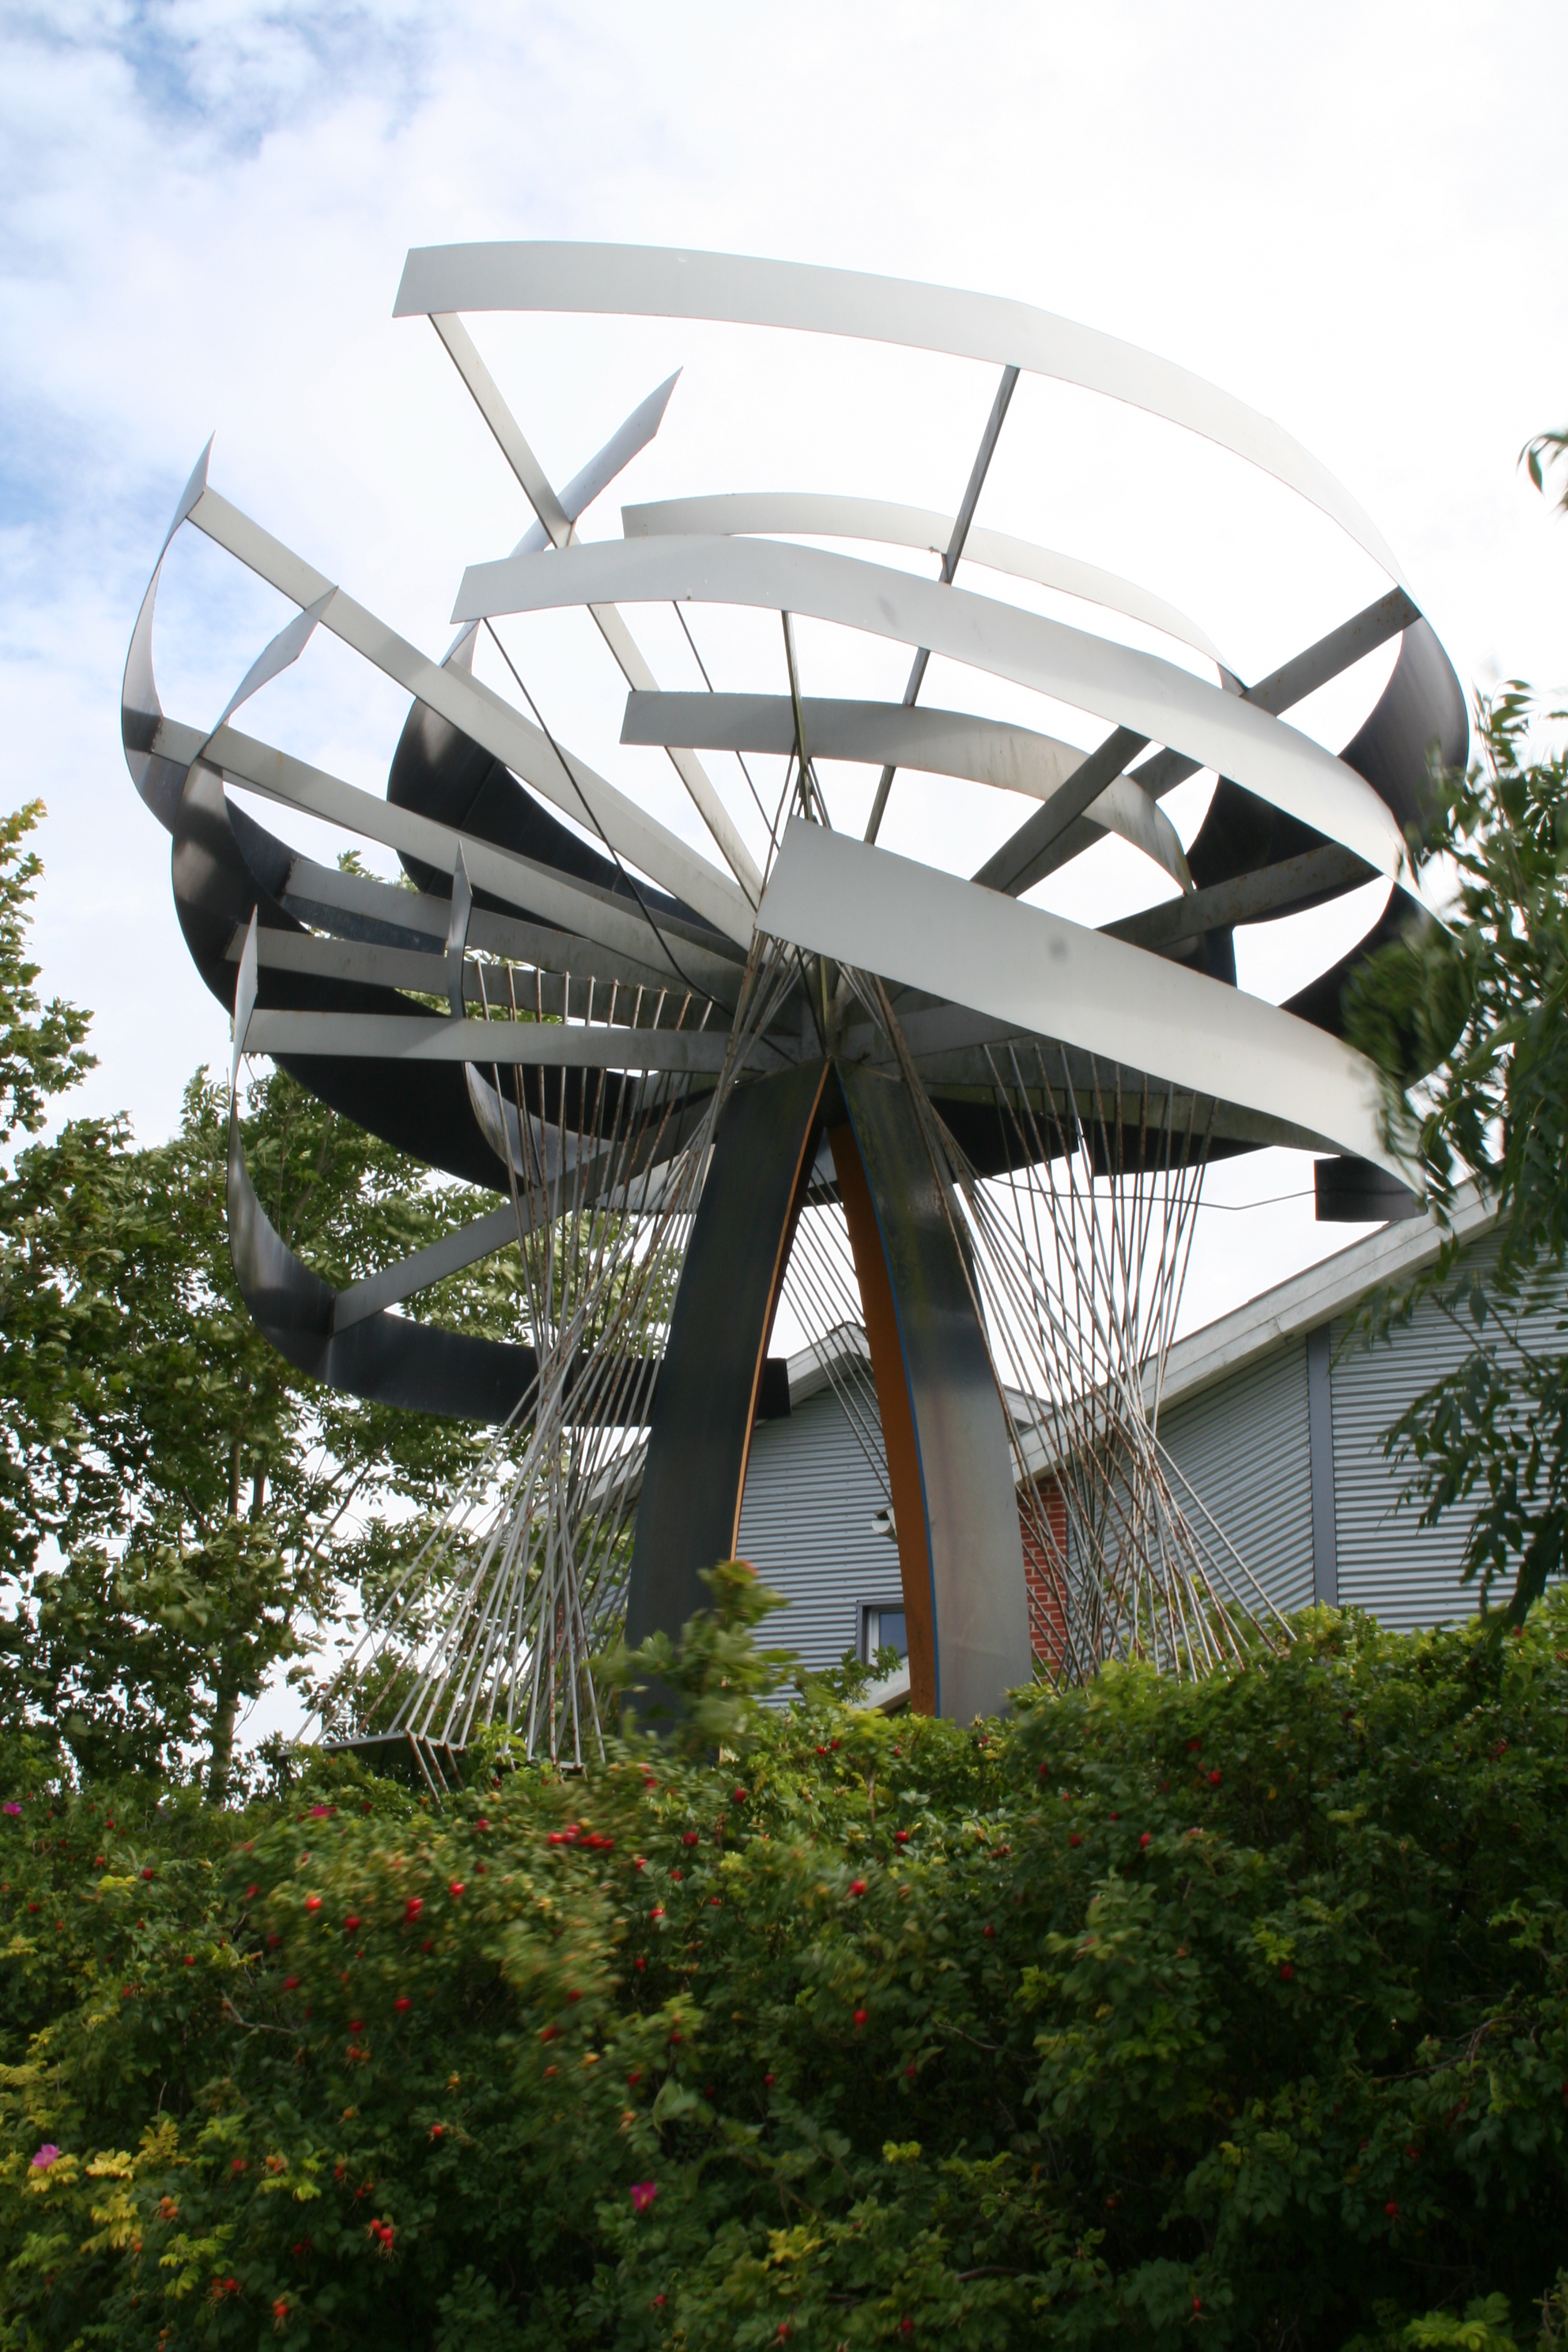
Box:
[834,1065,1032,1720]
[624,1060,828,1650]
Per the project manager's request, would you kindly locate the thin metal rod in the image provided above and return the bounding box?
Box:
[864,361,1019,844]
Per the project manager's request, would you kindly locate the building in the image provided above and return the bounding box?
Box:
[732,1185,1550,1685]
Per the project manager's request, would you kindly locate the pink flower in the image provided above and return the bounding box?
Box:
[630,2180,659,2214]
[2,1803,20,1817]
[308,1805,331,1818]
[30,2144,60,2170]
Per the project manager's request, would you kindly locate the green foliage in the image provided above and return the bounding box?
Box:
[602,1558,801,1757]
[1343,425,1568,1631]
[1520,424,1568,514]
[0,802,93,1149]
[1345,687,1568,1627]
[3,1597,1568,2346]
[0,1058,533,1799]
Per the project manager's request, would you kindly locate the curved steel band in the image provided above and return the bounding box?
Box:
[122,244,1467,1482]
[394,242,1408,585]
[454,535,1407,879]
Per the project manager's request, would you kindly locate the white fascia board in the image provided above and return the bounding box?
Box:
[1147,1180,1495,1416]
[784,1324,872,1409]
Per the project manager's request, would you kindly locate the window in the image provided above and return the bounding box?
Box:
[862,1606,908,1665]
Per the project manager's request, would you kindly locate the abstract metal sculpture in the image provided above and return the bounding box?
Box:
[122,244,1465,1765]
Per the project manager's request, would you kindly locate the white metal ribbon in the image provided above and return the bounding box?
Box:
[394,242,1408,588]
[756,817,1403,1178]
[621,690,1191,890]
[455,536,1407,880]
[243,1009,740,1073]
[183,485,753,945]
[623,493,1231,673]
[158,715,745,1004]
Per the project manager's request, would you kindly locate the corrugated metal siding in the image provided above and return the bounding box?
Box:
[1155,1336,1315,1617]
[736,1388,902,1678]
[1328,1231,1565,1631]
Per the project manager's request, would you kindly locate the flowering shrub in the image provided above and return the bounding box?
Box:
[1,1594,1568,2345]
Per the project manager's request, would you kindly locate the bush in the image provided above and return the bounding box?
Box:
[3,1588,1568,2347]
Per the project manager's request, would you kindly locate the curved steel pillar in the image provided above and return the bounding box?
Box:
[623,1060,829,1648]
[833,1065,1032,1722]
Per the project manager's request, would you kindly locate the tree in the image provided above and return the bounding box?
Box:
[1346,439,1568,1626]
[0,812,548,1797]
[0,1062,542,1800]
[0,801,93,1149]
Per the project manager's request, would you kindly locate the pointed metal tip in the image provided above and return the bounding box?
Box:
[163,438,214,556]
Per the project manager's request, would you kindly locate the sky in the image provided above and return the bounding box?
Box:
[3,0,1567,1362]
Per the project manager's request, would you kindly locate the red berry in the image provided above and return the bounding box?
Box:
[304,1895,322,1912]
[1069,1834,1081,1848]
[849,1879,867,1897]
[1207,1770,1222,1786]
[853,2007,868,2028]
[683,1831,699,1847]
[894,1829,911,1844]
[1279,1963,1294,1980]
[394,1996,411,2013]
[1139,1833,1151,1849]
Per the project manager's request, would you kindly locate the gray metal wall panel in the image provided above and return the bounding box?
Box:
[736,1388,903,1678]
[1156,1336,1315,1617]
[1326,1230,1559,1630]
